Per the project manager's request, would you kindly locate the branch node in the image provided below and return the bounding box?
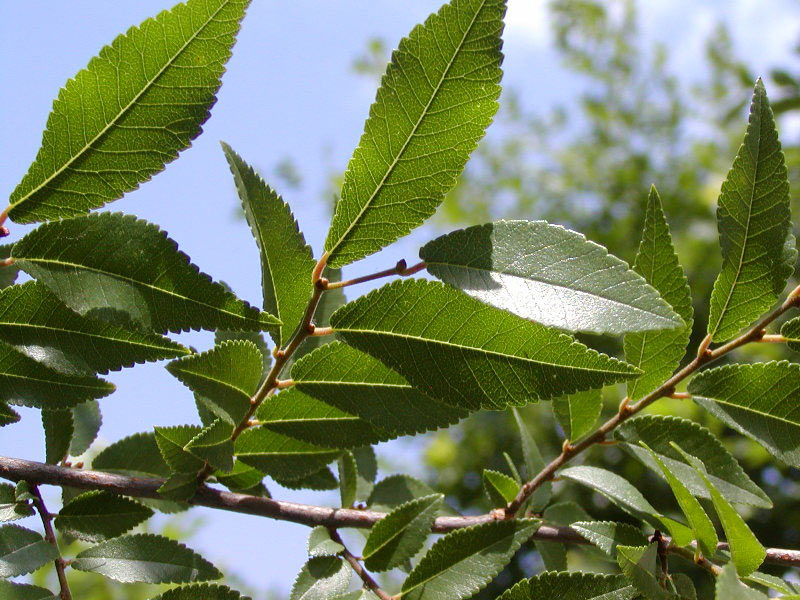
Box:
[315,277,329,291]
[0,226,9,239]
[561,439,574,454]
[0,257,14,268]
[618,397,632,416]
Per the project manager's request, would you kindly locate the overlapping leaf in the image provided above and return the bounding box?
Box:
[534,501,591,572]
[324,0,505,267]
[234,427,340,480]
[707,80,794,341]
[0,524,59,577]
[368,474,458,516]
[155,425,206,473]
[0,580,58,600]
[222,143,315,347]
[7,0,251,223]
[55,491,153,542]
[42,409,73,464]
[552,389,602,441]
[0,484,34,522]
[624,187,693,400]
[688,361,800,468]
[570,521,648,559]
[330,280,639,410]
[717,564,769,600]
[0,246,18,290]
[483,470,519,507]
[308,527,345,558]
[151,584,251,600]
[781,316,800,352]
[617,544,677,600]
[70,400,102,456]
[496,572,636,600]
[12,213,278,334]
[0,403,19,428]
[512,407,551,510]
[289,556,351,600]
[421,220,682,335]
[92,432,171,478]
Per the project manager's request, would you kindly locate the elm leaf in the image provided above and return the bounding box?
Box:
[0,525,59,577]
[495,572,636,600]
[289,556,351,600]
[0,246,18,290]
[716,563,769,599]
[512,407,551,510]
[307,527,344,558]
[368,475,458,517]
[0,580,59,600]
[150,584,251,600]
[552,389,602,441]
[616,544,677,600]
[570,521,649,559]
[42,409,73,464]
[55,491,153,542]
[234,428,340,480]
[482,470,519,507]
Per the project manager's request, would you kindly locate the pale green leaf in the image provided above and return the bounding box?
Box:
[512,407,551,511]
[0,524,59,577]
[781,316,800,352]
[614,415,771,508]
[234,427,340,480]
[708,80,793,341]
[150,584,251,600]
[495,571,636,600]
[331,280,639,410]
[368,475,458,516]
[12,213,279,334]
[7,0,250,223]
[616,544,676,600]
[483,470,519,507]
[716,564,769,600]
[332,593,379,600]
[70,400,102,456]
[72,533,221,583]
[625,186,693,400]
[289,556,351,600]
[0,580,58,600]
[363,494,442,572]
[422,220,682,335]
[400,519,539,600]
[55,490,153,542]
[552,389,602,441]
[324,0,505,267]
[307,527,344,558]
[222,143,314,347]
[744,571,800,595]
[570,521,648,559]
[42,409,73,464]
[0,247,18,290]
[689,361,800,469]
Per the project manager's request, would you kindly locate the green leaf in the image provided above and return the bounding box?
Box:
[234,427,340,480]
[324,0,505,267]
[400,519,539,600]
[331,280,639,410]
[158,472,200,502]
[338,452,357,508]
[640,442,718,556]
[7,0,251,223]
[150,584,251,600]
[363,494,442,572]
[93,432,170,478]
[307,527,344,558]
[625,187,693,400]
[673,574,697,600]
[70,400,102,456]
[716,564,769,600]
[185,419,234,473]
[289,556,351,600]
[55,490,153,542]
[744,571,800,595]
[672,444,765,576]
[483,470,519,507]
[0,341,114,409]
[534,501,591,572]
[0,484,34,523]
[352,446,378,502]
[332,593,378,600]
[42,409,73,464]
[616,544,676,600]
[0,524,59,577]
[368,475,458,516]
[512,408,551,510]
[213,461,267,495]
[72,533,221,583]
[495,572,636,600]
[274,467,337,492]
[422,220,682,335]
[12,213,279,334]
[154,426,205,474]
[614,415,771,508]
[0,580,58,600]
[689,361,800,468]
[0,282,189,375]
[570,521,648,559]
[0,247,19,290]
[559,466,693,546]
[552,389,602,441]
[0,403,20,428]
[221,143,315,347]
[781,316,800,352]
[708,80,793,342]
[291,341,466,435]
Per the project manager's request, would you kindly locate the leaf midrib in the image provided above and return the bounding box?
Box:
[12,1,230,209]
[700,395,800,429]
[171,365,252,400]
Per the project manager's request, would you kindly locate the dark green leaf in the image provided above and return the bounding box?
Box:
[552,389,602,441]
[70,400,102,456]
[338,452,357,508]
[400,519,539,600]
[222,143,314,347]
[483,470,519,507]
[363,494,442,572]
[781,316,800,352]
[512,408,550,511]
[716,564,769,600]
[0,484,34,523]
[274,467,338,492]
[13,213,279,334]
[744,571,800,595]
[616,544,676,600]
[495,572,636,600]
[571,521,648,559]
[368,475,458,516]
[42,409,73,464]
[0,524,58,577]
[307,527,344,558]
[7,0,251,223]
[352,446,378,501]
[289,556,350,600]
[0,403,20,428]
[0,247,19,290]
[331,280,639,410]
[0,580,58,599]
[55,491,153,542]
[324,0,505,267]
[185,419,234,473]
[422,220,682,335]
[213,461,267,495]
[234,427,340,480]
[150,584,251,600]
[625,187,693,400]
[533,501,591,571]
[154,426,205,474]
[158,472,200,502]
[93,432,170,477]
[708,80,794,341]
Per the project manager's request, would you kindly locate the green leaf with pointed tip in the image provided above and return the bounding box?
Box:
[708,80,793,342]
[617,544,677,600]
[213,461,267,495]
[235,427,340,480]
[552,389,602,441]
[369,475,459,516]
[72,533,221,583]
[363,494,442,572]
[158,472,200,502]
[495,572,636,600]
[571,521,648,559]
[155,426,205,473]
[324,0,505,267]
[215,330,270,375]
[12,213,279,334]
[0,580,58,600]
[400,519,539,600]
[483,470,519,507]
[7,0,250,223]
[0,524,59,577]
[422,220,682,335]
[0,246,19,290]
[640,442,718,556]
[338,451,357,508]
[0,484,34,523]
[0,282,190,375]
[307,527,344,558]
[289,556,351,600]
[744,571,800,595]
[716,564,769,600]
[93,432,170,477]
[55,491,153,542]
[168,341,262,426]
[42,409,73,464]
[331,280,639,410]
[70,400,102,457]
[150,584,251,600]
[672,444,765,576]
[512,408,551,511]
[559,466,693,546]
[0,403,20,428]
[625,187,693,400]
[614,415,770,508]
[689,361,800,469]
[185,419,234,473]
[274,466,337,492]
[221,143,314,347]
[291,341,466,435]
[781,316,800,351]
[0,341,114,409]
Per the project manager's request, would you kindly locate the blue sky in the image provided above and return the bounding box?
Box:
[1,0,799,595]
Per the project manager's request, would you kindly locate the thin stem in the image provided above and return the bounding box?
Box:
[31,486,72,600]
[328,528,393,600]
[324,259,426,290]
[757,334,787,343]
[670,545,722,576]
[668,392,692,400]
[309,326,334,337]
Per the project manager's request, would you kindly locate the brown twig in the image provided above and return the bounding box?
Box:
[323,259,426,290]
[328,528,392,600]
[31,485,72,600]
